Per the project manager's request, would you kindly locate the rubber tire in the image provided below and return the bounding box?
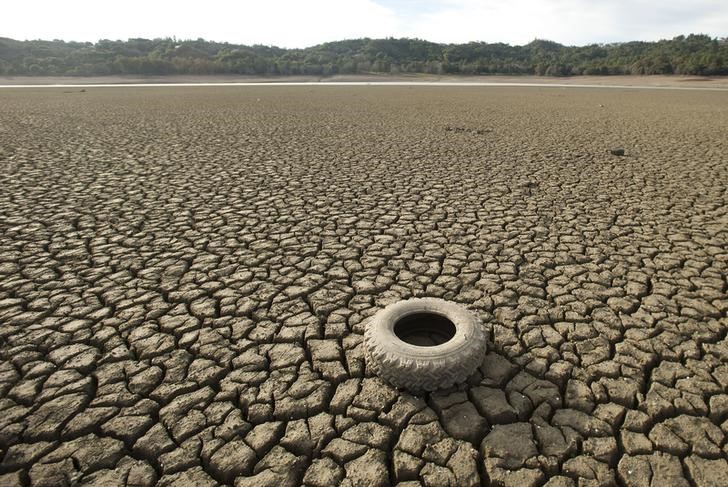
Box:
[364,298,487,392]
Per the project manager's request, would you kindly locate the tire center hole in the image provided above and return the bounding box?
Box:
[393,312,456,347]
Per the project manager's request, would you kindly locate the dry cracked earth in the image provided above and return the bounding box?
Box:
[0,86,727,487]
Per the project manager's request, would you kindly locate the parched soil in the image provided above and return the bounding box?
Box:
[0,86,726,486]
[2,74,728,88]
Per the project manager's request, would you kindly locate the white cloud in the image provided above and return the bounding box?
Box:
[1,0,726,47]
[396,0,728,45]
[398,0,611,45]
[1,0,399,47]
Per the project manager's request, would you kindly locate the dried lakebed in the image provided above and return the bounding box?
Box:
[0,86,726,486]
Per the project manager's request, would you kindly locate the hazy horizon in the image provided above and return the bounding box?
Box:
[2,0,727,49]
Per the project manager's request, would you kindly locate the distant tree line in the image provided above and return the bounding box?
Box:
[1,34,727,77]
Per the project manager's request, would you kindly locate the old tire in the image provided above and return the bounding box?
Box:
[364,298,487,392]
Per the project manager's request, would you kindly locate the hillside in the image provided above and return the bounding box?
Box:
[1,34,726,77]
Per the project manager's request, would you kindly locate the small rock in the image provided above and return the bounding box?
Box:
[683,455,728,487]
[543,476,575,487]
[244,422,284,457]
[393,449,425,481]
[446,443,480,486]
[322,438,368,464]
[207,439,256,483]
[437,400,489,445]
[480,423,538,469]
[562,455,614,484]
[396,421,446,456]
[303,457,344,487]
[157,466,218,487]
[158,438,201,475]
[40,434,124,472]
[620,430,653,455]
[24,393,87,440]
[0,471,23,486]
[280,419,315,456]
[251,445,305,481]
[341,422,393,449]
[342,449,388,487]
[420,462,457,486]
[1,440,56,469]
[29,459,78,487]
[582,436,618,464]
[352,377,397,411]
[617,452,689,487]
[470,386,518,424]
[487,466,545,487]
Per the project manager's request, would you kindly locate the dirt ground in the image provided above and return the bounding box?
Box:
[0,86,726,486]
[2,74,728,89]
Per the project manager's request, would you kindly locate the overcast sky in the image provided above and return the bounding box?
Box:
[3,0,727,47]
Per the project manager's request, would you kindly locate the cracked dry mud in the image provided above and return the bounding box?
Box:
[0,86,726,487]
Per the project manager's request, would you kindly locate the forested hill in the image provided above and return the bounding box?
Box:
[1,34,727,77]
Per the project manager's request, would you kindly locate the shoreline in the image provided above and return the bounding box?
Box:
[2,74,728,89]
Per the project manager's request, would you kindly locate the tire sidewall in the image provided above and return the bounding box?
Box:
[366,297,483,360]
